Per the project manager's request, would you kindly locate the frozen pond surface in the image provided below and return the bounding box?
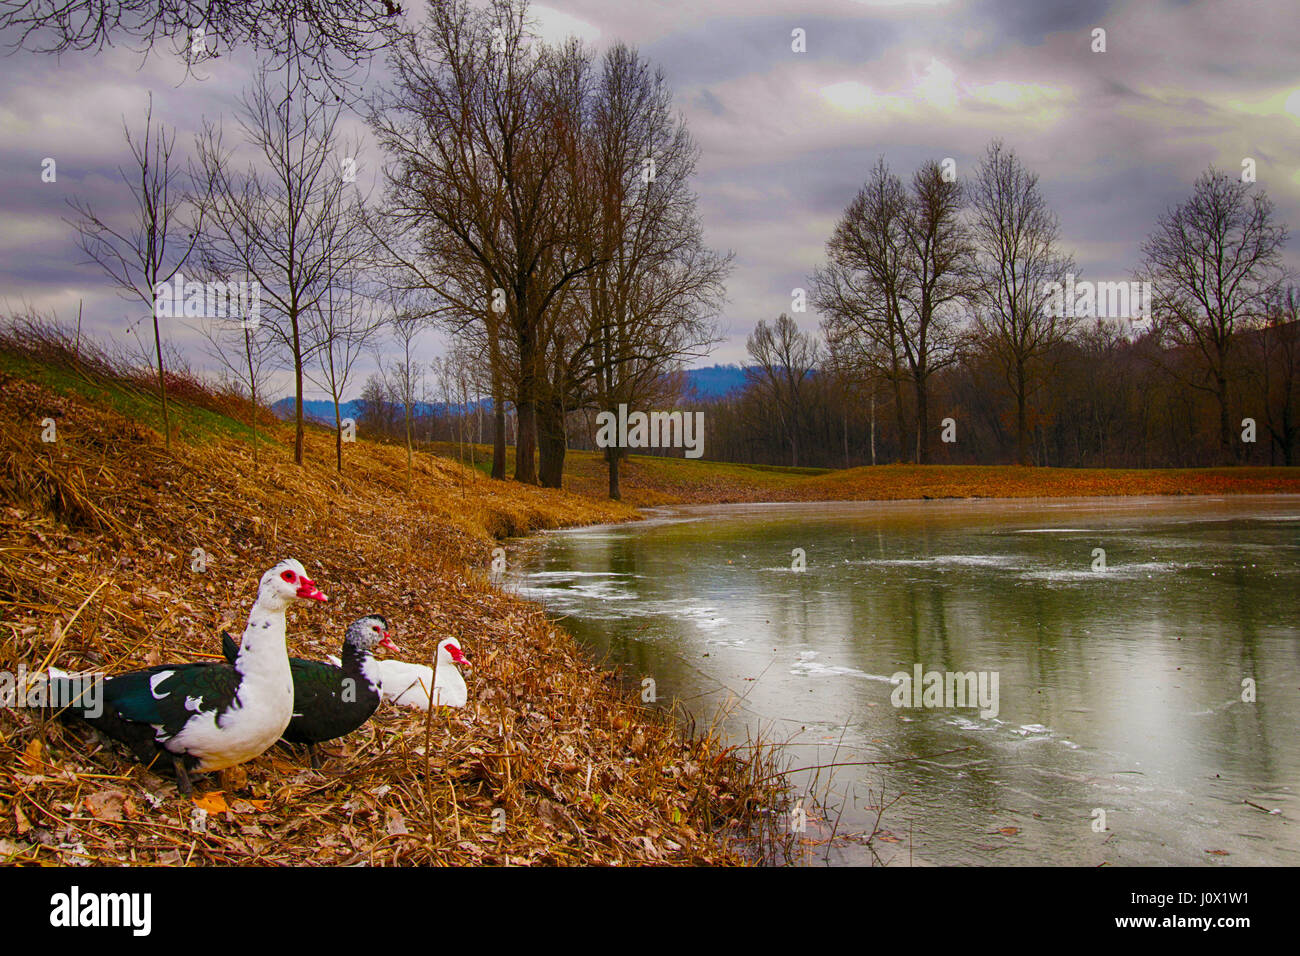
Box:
[508,496,1300,866]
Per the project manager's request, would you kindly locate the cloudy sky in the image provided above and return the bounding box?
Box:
[2,0,1298,400]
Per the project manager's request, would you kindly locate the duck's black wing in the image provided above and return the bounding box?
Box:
[281,657,381,744]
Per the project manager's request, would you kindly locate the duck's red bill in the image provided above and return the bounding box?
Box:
[379,635,399,651]
[296,579,327,602]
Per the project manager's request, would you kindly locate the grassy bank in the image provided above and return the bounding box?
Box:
[431,441,1300,506]
[0,357,784,866]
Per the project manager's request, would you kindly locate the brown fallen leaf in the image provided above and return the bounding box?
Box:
[220,766,249,792]
[85,790,128,821]
[998,826,1021,836]
[1205,849,1230,856]
[20,738,44,773]
[386,809,409,836]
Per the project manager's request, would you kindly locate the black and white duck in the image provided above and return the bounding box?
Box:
[221,614,396,768]
[52,558,326,793]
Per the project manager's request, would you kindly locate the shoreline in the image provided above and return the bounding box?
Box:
[0,373,783,866]
[3,358,1297,866]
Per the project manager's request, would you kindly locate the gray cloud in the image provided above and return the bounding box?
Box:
[1,0,1297,386]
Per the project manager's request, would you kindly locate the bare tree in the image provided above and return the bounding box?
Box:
[370,0,601,485]
[67,94,198,450]
[747,314,820,467]
[306,215,384,471]
[814,157,973,463]
[969,140,1076,464]
[570,42,728,498]
[813,160,911,462]
[1251,284,1300,464]
[385,308,426,492]
[194,66,355,464]
[899,160,975,463]
[1138,168,1289,462]
[0,0,401,96]
[357,370,399,437]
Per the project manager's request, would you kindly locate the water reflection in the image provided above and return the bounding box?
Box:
[509,496,1300,866]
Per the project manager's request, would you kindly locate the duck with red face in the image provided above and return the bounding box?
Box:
[366,637,469,711]
[222,614,400,768]
[52,558,326,793]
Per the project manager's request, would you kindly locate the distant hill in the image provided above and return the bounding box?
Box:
[273,365,752,422]
[271,397,363,423]
[270,397,457,423]
[684,364,749,398]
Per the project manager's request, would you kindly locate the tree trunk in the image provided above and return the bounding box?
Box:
[1216,374,1233,464]
[489,322,506,480]
[606,445,621,500]
[291,312,304,466]
[870,391,877,465]
[1015,364,1029,466]
[515,397,538,484]
[246,327,259,466]
[334,403,343,472]
[405,408,413,493]
[151,314,172,450]
[537,399,566,488]
[892,375,907,464]
[914,378,929,465]
[514,327,538,483]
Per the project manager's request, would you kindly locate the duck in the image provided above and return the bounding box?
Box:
[221,614,396,768]
[51,558,327,794]
[336,637,468,711]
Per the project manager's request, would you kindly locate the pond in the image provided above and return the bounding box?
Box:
[507,496,1300,866]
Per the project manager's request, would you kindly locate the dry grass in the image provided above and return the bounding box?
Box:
[427,440,1300,508]
[0,368,786,866]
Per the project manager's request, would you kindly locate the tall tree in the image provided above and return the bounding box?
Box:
[370,0,599,485]
[814,157,973,463]
[194,67,355,464]
[899,160,975,463]
[68,94,198,450]
[1138,168,1289,462]
[969,140,1075,463]
[565,42,727,496]
[385,309,425,493]
[306,222,385,472]
[813,159,911,461]
[746,314,820,467]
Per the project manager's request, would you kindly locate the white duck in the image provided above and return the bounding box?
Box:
[335,637,468,710]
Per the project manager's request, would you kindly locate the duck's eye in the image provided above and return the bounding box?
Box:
[281,570,297,583]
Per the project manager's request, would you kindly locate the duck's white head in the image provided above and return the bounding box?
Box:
[437,637,468,668]
[258,558,328,611]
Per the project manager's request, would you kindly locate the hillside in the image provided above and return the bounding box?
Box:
[0,351,782,866]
